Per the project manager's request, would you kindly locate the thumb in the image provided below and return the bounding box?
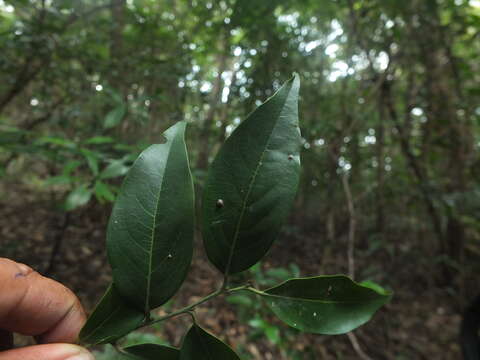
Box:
[0,344,94,360]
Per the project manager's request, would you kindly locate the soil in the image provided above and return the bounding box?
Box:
[0,186,473,359]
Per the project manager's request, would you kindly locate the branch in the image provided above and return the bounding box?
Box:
[135,284,250,331]
[382,80,445,244]
[342,171,373,360]
[0,2,121,113]
[0,53,49,112]
[347,332,374,360]
[2,97,65,169]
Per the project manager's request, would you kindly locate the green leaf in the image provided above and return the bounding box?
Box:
[179,324,240,360]
[359,280,389,295]
[44,175,73,186]
[80,149,99,176]
[226,293,253,307]
[289,263,301,278]
[79,285,145,346]
[0,129,23,145]
[35,136,76,148]
[100,160,130,179]
[248,318,280,344]
[85,136,115,145]
[108,88,124,104]
[104,104,127,129]
[124,344,179,360]
[107,121,194,312]
[257,275,392,335]
[62,160,82,175]
[202,74,301,274]
[265,267,292,280]
[64,185,92,211]
[95,180,116,202]
[264,325,280,344]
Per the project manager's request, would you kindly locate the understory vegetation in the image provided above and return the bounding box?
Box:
[1,0,479,358]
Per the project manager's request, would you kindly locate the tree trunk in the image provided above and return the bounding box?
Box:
[197,39,228,169]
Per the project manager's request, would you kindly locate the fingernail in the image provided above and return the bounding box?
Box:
[54,345,94,360]
[16,262,33,276]
[65,352,95,360]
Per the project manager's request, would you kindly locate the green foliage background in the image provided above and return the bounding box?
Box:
[1,0,479,358]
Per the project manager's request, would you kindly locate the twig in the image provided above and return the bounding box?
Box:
[45,212,71,276]
[3,97,65,170]
[342,172,373,360]
[347,332,373,360]
[135,284,249,331]
[0,2,121,113]
[113,343,129,356]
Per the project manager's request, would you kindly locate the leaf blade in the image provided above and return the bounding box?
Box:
[179,324,240,360]
[104,104,127,129]
[64,185,92,211]
[107,121,194,312]
[202,74,301,274]
[95,180,116,202]
[100,160,130,179]
[79,285,145,346]
[259,275,391,335]
[124,343,179,360]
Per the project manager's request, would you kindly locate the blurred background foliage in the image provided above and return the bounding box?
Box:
[1,0,480,358]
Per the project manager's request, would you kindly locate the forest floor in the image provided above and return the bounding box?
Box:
[0,188,472,359]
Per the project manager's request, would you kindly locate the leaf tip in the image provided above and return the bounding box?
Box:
[161,120,187,144]
[291,72,300,86]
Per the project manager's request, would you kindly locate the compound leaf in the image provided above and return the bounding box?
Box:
[258,275,391,335]
[202,74,301,274]
[107,121,194,312]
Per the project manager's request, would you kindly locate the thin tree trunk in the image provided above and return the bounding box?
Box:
[342,173,356,279]
[342,172,373,360]
[382,80,444,248]
[325,141,339,243]
[110,0,126,88]
[197,38,228,169]
[376,98,386,237]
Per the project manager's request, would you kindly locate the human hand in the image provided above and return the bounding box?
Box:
[0,258,94,360]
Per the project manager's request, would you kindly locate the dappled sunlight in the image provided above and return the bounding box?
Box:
[0,1,479,359]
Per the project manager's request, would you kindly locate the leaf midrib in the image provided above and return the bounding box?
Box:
[81,305,122,344]
[145,138,177,312]
[263,292,387,304]
[224,89,291,274]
